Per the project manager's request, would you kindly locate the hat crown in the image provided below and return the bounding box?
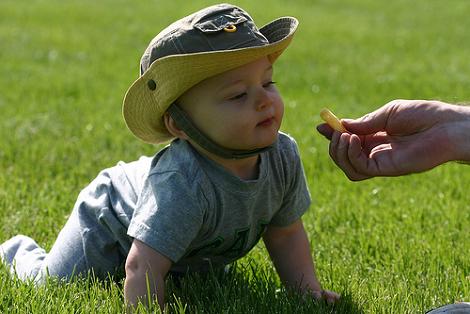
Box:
[140,3,269,75]
[123,3,298,144]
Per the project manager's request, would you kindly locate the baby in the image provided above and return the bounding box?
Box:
[1,3,340,310]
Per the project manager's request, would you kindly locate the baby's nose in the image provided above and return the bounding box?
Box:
[255,89,272,111]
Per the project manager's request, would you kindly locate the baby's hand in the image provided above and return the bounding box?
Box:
[311,289,341,304]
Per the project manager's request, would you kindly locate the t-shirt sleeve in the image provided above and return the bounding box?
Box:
[127,170,204,262]
[269,136,312,227]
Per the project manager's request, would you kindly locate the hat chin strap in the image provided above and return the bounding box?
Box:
[167,103,275,159]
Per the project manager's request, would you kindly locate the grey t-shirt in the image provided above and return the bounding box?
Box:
[126,132,311,272]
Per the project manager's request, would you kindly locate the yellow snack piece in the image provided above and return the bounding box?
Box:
[320,108,347,132]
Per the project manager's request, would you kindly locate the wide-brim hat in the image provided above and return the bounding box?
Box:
[123,3,298,144]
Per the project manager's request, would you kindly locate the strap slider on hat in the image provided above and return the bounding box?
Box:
[147,79,157,91]
[223,24,237,33]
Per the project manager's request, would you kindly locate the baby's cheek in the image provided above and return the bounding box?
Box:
[274,98,284,117]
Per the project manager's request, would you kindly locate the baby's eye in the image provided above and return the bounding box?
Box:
[263,81,276,88]
[229,92,247,101]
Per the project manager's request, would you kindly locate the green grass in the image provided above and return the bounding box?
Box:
[1,0,469,313]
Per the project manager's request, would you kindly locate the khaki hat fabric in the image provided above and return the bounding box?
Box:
[123,3,298,144]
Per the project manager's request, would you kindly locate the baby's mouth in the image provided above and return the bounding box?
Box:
[257,117,274,127]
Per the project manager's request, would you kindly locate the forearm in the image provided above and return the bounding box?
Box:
[264,223,321,293]
[448,105,470,162]
[124,269,165,311]
[124,239,172,311]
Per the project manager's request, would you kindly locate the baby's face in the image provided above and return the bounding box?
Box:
[177,57,284,151]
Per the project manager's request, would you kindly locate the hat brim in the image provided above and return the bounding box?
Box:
[123,17,298,144]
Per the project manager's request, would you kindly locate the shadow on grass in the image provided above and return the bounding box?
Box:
[0,261,363,313]
[166,262,364,314]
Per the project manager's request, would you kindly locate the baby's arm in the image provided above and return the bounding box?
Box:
[263,219,339,303]
[124,239,172,311]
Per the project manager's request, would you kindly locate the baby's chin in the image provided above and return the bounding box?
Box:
[250,132,279,150]
[221,128,279,151]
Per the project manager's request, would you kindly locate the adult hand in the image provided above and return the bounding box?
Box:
[316,99,470,181]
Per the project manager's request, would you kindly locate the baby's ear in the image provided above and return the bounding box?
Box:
[163,112,189,140]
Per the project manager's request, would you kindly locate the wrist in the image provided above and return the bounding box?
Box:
[298,281,322,296]
[447,106,470,162]
[309,289,324,300]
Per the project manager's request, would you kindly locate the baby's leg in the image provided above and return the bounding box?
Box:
[1,168,131,282]
[0,206,87,282]
[40,205,89,280]
[1,235,47,280]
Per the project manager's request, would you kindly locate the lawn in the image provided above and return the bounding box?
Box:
[0,0,469,313]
